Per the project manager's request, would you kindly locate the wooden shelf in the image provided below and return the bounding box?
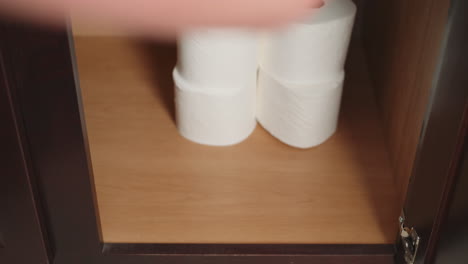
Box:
[74,36,399,244]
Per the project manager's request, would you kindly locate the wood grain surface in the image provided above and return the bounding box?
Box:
[364,0,449,203]
[74,36,399,244]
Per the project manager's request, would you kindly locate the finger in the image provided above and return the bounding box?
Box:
[0,0,325,36]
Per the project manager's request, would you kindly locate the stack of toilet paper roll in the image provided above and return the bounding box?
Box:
[173,29,257,146]
[258,0,356,149]
[174,0,356,148]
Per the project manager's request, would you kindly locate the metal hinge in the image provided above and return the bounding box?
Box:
[399,216,421,264]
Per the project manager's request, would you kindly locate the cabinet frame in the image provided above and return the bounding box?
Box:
[0,21,50,264]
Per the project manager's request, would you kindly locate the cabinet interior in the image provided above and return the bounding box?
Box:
[71,0,448,244]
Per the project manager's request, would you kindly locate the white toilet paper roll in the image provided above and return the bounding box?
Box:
[178,29,258,89]
[173,68,256,146]
[257,69,345,149]
[260,0,356,83]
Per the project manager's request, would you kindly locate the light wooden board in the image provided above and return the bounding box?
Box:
[74,36,399,244]
[364,0,449,203]
[71,19,128,37]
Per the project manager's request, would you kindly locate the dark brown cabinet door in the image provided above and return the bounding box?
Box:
[0,22,50,263]
[432,140,468,264]
[398,0,468,263]
[396,0,468,263]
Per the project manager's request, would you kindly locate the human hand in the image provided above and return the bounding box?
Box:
[0,0,324,36]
